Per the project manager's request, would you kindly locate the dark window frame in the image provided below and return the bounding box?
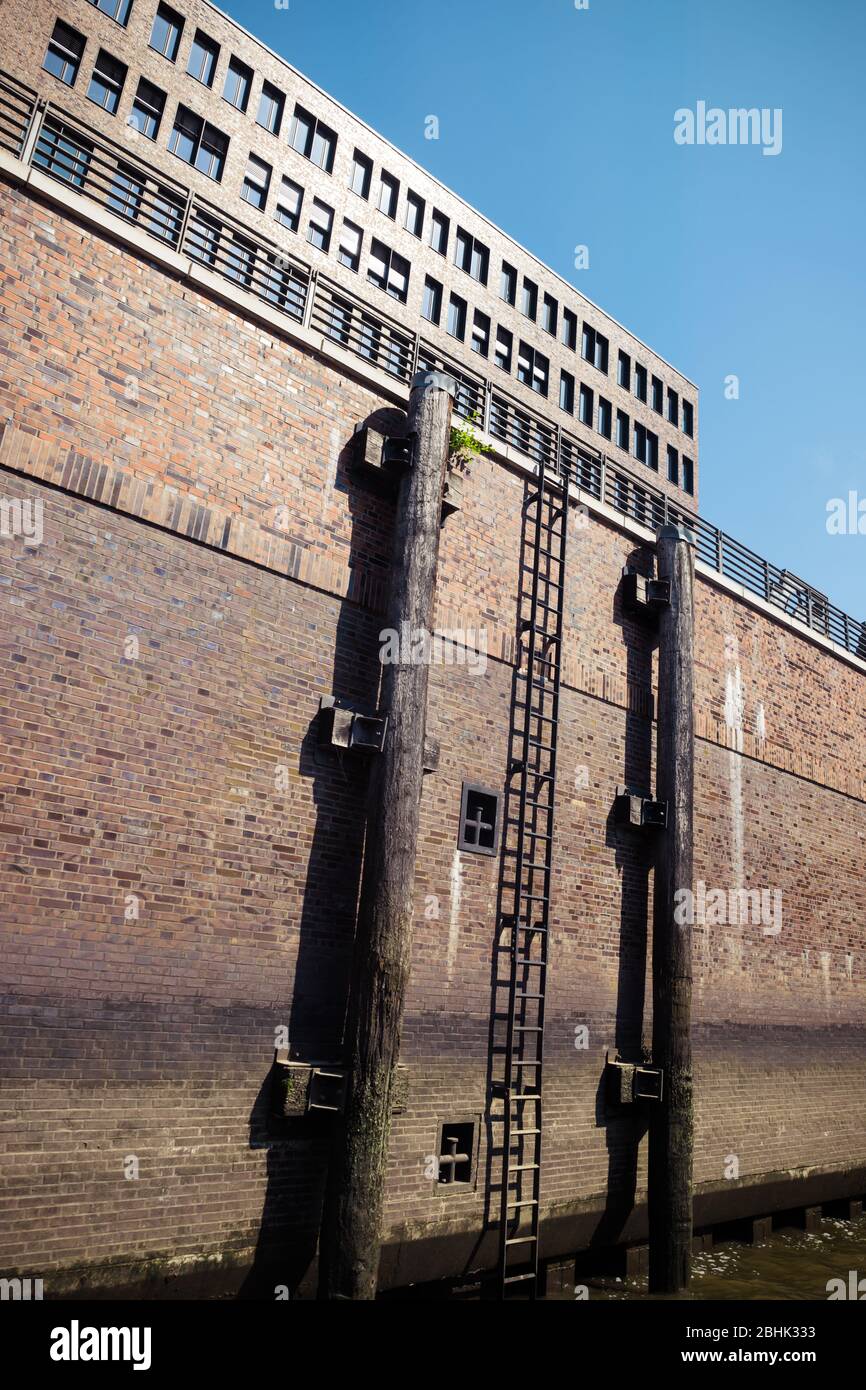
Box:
[458,782,500,856]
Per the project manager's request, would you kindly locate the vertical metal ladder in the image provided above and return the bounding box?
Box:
[491,461,570,1298]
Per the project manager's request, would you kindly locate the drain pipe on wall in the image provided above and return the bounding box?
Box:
[318,369,456,1300]
[648,522,696,1293]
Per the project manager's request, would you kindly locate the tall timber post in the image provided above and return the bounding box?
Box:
[648,522,696,1293]
[318,370,456,1300]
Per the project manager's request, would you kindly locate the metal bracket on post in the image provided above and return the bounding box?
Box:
[317,695,387,755]
[621,565,671,617]
[605,1053,664,1106]
[614,784,668,831]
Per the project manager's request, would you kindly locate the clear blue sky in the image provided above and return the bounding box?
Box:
[222,0,865,620]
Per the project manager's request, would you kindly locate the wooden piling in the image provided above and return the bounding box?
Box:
[648,523,696,1293]
[317,370,455,1300]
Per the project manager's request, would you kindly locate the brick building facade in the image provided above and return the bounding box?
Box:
[0,0,864,1297]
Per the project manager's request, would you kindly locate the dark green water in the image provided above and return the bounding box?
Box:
[548,1214,866,1300]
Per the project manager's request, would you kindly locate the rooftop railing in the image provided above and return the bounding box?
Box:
[2,72,863,663]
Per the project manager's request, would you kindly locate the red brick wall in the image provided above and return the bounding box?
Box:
[1,181,864,1294]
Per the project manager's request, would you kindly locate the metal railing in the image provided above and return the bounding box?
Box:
[1,70,862,662]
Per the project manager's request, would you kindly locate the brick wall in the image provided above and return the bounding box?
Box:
[0,180,864,1295]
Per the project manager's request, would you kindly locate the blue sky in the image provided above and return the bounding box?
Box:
[222,0,865,620]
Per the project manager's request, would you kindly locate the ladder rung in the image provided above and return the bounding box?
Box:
[513,1128,540,1136]
[503,1272,537,1285]
[505,1235,537,1247]
[506,1199,538,1209]
[511,1163,540,1172]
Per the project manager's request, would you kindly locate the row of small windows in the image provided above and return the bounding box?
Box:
[44,9,697,467]
[617,350,694,437]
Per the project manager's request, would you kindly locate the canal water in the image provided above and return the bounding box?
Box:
[549,1213,866,1300]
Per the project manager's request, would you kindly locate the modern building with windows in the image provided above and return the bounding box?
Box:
[0,0,865,1300]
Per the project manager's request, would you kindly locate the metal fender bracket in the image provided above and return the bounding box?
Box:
[274,1053,409,1117]
[614,785,668,831]
[621,567,671,616]
[605,1053,664,1106]
[318,695,387,755]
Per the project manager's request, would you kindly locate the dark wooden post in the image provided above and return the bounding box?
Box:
[318,369,456,1300]
[648,522,696,1293]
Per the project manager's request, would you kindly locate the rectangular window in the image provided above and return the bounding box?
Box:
[187,30,219,87]
[367,238,409,302]
[582,324,609,373]
[378,171,399,217]
[168,104,200,165]
[562,307,577,350]
[447,293,466,341]
[405,191,425,238]
[274,176,303,232]
[223,57,253,112]
[682,456,694,494]
[559,370,575,414]
[454,228,489,283]
[542,293,558,336]
[349,150,372,199]
[616,409,629,450]
[149,4,183,61]
[307,198,334,252]
[458,783,500,856]
[494,325,512,372]
[241,153,271,211]
[338,218,362,272]
[87,49,126,113]
[471,310,490,357]
[634,422,646,462]
[257,81,284,135]
[667,389,678,426]
[682,400,694,437]
[598,397,612,439]
[618,350,631,390]
[130,78,165,140]
[651,375,664,413]
[647,429,659,470]
[43,21,85,86]
[430,209,449,255]
[500,261,517,305]
[88,0,133,24]
[521,277,537,320]
[517,342,548,396]
[290,104,336,173]
[667,445,679,485]
[634,363,648,402]
[421,276,442,325]
[579,384,594,426]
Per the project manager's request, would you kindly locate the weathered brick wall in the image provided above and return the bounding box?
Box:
[1,181,864,1294]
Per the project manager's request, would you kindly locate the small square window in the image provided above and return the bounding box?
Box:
[458,782,500,855]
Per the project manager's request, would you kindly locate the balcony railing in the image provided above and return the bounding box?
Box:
[1,71,863,664]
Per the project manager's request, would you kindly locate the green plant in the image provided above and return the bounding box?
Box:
[449,410,493,459]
